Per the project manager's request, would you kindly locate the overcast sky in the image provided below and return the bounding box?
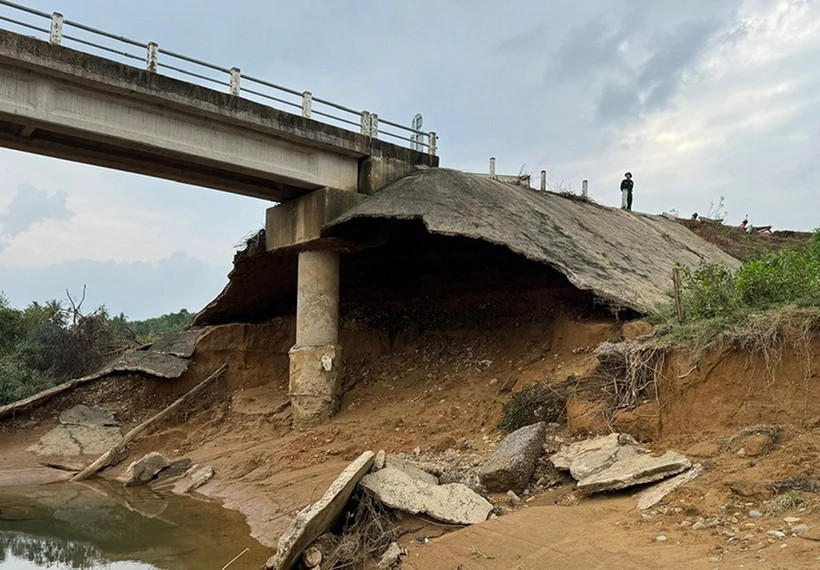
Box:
[1,0,818,318]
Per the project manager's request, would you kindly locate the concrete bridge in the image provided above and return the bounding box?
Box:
[0,4,439,427]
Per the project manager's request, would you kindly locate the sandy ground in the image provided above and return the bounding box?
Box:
[2,312,820,569]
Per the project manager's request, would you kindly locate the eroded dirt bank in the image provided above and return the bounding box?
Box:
[2,302,820,568]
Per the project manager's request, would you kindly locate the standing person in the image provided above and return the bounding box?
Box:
[620,172,634,211]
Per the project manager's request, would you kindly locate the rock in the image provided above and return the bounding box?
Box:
[360,466,492,525]
[655,534,667,542]
[178,465,215,491]
[151,458,193,485]
[767,530,786,539]
[743,433,773,456]
[636,464,704,510]
[749,510,763,518]
[575,447,691,493]
[791,524,809,535]
[265,451,374,570]
[124,452,170,487]
[477,422,546,492]
[684,441,721,458]
[59,405,118,427]
[692,521,707,530]
[783,516,801,524]
[506,490,522,504]
[622,320,654,340]
[737,448,747,458]
[377,542,404,569]
[302,546,322,568]
[375,450,387,469]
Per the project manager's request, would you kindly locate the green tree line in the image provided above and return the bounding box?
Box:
[0,298,193,406]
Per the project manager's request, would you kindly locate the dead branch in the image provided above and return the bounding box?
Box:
[70,362,228,482]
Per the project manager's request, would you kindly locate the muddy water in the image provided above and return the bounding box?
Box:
[0,482,271,569]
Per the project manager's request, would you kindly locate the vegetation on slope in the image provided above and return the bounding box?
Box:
[0,298,193,405]
[654,230,820,350]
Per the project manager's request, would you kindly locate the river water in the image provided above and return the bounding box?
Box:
[0,482,270,569]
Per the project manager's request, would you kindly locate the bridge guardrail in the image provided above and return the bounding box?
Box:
[0,0,438,155]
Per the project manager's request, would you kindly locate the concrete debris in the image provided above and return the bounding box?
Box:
[302,546,322,568]
[59,405,117,427]
[551,433,691,494]
[636,463,704,510]
[124,452,170,487]
[266,451,375,570]
[385,456,439,485]
[377,542,404,569]
[477,422,546,493]
[360,465,492,525]
[27,424,122,470]
[171,464,215,493]
[374,449,387,469]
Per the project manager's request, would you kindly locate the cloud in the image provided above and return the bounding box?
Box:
[0,184,74,244]
[0,252,228,320]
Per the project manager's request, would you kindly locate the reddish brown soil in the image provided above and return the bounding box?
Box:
[678,219,812,262]
[2,308,820,568]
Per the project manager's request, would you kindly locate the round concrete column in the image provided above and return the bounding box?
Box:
[295,250,339,345]
[290,249,342,428]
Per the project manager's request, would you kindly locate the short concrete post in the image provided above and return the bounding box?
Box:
[289,250,342,428]
[49,12,64,45]
[301,91,312,118]
[229,67,241,96]
[582,179,589,198]
[360,111,371,135]
[369,113,379,137]
[489,157,496,179]
[146,42,159,72]
[540,170,547,191]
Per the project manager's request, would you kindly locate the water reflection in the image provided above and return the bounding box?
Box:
[0,481,270,569]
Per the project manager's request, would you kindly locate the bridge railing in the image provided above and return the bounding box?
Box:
[0,0,438,155]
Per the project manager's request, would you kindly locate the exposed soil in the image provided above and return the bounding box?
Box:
[2,290,820,568]
[678,219,812,262]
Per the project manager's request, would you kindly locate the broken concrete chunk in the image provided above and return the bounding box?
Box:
[374,449,387,470]
[124,452,170,487]
[377,542,404,569]
[266,451,375,570]
[360,466,492,525]
[385,456,439,485]
[27,424,122,457]
[477,422,546,492]
[59,405,117,427]
[550,433,633,471]
[636,464,704,510]
[576,449,691,493]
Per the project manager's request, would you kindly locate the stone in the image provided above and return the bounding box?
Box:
[622,320,654,340]
[124,452,170,487]
[477,422,546,492]
[791,524,809,535]
[59,405,117,427]
[178,465,215,492]
[655,535,667,542]
[767,530,786,539]
[27,424,122,469]
[265,451,374,570]
[506,490,522,504]
[749,510,763,518]
[692,521,707,530]
[636,464,704,510]
[743,433,773,456]
[374,450,387,469]
[783,516,801,524]
[575,447,691,493]
[377,542,404,569]
[360,466,492,525]
[302,546,322,568]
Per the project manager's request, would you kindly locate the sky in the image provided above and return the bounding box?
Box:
[1,0,819,319]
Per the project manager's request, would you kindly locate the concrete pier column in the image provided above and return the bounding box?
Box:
[289,249,342,428]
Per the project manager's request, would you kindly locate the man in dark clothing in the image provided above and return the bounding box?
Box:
[620,172,634,211]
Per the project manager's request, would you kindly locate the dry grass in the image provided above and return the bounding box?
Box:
[324,491,399,569]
